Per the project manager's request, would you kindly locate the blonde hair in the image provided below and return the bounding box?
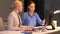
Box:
[11,0,22,10]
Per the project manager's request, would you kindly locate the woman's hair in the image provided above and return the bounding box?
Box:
[27,1,35,11]
[10,0,22,10]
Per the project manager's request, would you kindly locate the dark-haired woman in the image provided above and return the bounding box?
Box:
[22,1,45,28]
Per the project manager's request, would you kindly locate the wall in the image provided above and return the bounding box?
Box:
[0,0,24,21]
[0,0,15,21]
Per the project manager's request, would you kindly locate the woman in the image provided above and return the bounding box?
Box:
[22,1,45,27]
[8,0,27,31]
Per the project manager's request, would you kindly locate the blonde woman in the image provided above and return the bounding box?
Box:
[8,0,25,31]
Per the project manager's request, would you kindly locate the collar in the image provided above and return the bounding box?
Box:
[27,12,35,16]
[13,10,18,16]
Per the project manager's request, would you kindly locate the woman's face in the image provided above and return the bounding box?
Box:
[28,3,35,13]
[16,1,23,12]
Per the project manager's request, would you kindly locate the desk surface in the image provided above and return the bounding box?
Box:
[0,31,21,34]
[0,27,60,34]
[32,27,60,34]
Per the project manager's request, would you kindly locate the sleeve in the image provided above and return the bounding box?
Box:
[8,14,20,31]
[36,13,44,25]
[21,13,26,26]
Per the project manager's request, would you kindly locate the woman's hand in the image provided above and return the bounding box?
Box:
[20,25,33,31]
[20,26,27,31]
[43,19,46,24]
[27,25,33,31]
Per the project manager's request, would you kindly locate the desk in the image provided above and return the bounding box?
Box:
[0,27,60,34]
[0,31,21,34]
[32,27,60,34]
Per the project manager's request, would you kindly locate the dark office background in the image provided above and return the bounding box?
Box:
[45,0,60,26]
